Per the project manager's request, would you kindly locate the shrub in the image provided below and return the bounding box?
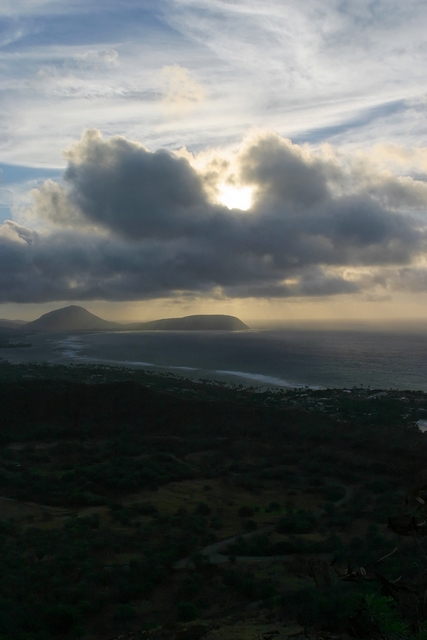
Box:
[369,479,389,494]
[210,516,223,529]
[276,510,316,534]
[177,602,198,622]
[235,475,260,491]
[323,484,346,502]
[132,502,158,516]
[194,502,211,516]
[364,594,409,639]
[243,520,258,531]
[180,576,199,599]
[45,604,77,635]
[282,584,361,631]
[327,514,351,530]
[114,604,136,623]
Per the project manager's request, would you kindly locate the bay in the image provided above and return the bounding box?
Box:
[7,326,426,391]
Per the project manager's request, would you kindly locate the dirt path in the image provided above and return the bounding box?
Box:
[174,486,354,568]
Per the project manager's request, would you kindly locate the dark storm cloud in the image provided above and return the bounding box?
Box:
[58,130,210,239]
[0,223,364,303]
[4,130,427,303]
[240,134,331,208]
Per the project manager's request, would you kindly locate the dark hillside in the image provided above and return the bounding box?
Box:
[0,365,427,638]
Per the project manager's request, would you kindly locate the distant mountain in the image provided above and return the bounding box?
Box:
[23,306,121,332]
[127,315,249,331]
[0,319,27,329]
[21,306,249,333]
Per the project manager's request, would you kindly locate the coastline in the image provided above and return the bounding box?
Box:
[2,327,427,392]
[55,356,309,391]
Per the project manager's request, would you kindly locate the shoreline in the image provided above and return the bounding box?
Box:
[1,328,426,392]
[53,355,312,391]
[0,332,312,390]
[0,350,305,391]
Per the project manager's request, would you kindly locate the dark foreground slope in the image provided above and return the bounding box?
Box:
[0,361,427,639]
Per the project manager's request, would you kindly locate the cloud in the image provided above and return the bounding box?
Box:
[43,129,210,238]
[160,64,205,113]
[1,129,426,304]
[2,0,427,168]
[0,1,83,18]
[73,49,119,70]
[33,49,120,92]
[68,49,119,72]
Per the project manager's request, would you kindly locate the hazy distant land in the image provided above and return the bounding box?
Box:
[12,305,249,333]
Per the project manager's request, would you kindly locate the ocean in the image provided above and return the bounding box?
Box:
[6,325,427,391]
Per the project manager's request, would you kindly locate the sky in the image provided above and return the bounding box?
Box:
[1,0,427,322]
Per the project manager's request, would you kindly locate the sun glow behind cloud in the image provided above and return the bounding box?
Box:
[216,184,253,210]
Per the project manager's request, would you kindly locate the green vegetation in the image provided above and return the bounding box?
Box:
[0,360,426,638]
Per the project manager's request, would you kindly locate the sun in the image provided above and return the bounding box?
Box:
[217,184,253,211]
